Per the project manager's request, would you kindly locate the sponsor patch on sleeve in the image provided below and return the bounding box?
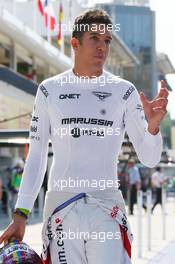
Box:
[123,86,135,100]
[40,85,49,98]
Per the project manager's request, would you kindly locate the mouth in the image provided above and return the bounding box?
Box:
[94,55,105,60]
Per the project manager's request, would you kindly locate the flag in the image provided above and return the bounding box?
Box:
[57,2,64,46]
[37,0,44,16]
[59,2,64,22]
[37,0,55,30]
[43,0,56,31]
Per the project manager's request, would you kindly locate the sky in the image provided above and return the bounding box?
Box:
[150,0,175,68]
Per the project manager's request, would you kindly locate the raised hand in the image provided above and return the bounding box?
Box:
[140,80,169,135]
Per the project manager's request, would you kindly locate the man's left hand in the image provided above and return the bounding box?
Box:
[140,80,169,135]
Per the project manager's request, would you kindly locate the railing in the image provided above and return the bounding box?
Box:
[136,187,167,257]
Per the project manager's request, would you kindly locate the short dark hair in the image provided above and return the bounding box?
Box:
[72,9,113,42]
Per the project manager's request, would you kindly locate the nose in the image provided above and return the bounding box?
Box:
[97,39,106,52]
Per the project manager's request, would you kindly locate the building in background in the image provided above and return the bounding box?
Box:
[157,53,175,91]
[98,0,175,95]
[98,0,157,97]
[0,0,139,80]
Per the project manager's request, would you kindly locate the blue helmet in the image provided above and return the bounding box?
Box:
[0,240,43,263]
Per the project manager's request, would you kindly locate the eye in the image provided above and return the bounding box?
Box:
[105,39,111,45]
[91,35,99,40]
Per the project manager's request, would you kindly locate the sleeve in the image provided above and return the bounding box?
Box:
[124,85,163,168]
[15,84,50,211]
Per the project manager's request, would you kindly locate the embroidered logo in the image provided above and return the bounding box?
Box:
[40,85,49,98]
[111,205,119,218]
[92,91,112,101]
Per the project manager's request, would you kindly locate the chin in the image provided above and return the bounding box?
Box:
[94,62,105,69]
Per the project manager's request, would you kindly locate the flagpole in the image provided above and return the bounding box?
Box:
[12,0,16,16]
[33,0,37,32]
[47,14,51,44]
[61,24,64,53]
[69,0,72,21]
[60,1,64,54]
[69,0,74,61]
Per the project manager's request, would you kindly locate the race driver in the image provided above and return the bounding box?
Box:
[0,8,168,264]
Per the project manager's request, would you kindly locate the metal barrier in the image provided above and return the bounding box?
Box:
[136,187,167,258]
[162,187,166,240]
[137,190,143,258]
[147,189,152,251]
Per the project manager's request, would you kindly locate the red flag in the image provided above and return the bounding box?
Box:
[44,0,56,31]
[37,0,44,16]
[44,13,55,30]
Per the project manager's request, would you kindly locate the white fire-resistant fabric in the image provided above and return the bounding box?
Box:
[15,69,162,211]
[41,189,133,264]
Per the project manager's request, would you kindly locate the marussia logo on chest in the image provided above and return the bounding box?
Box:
[92,91,112,101]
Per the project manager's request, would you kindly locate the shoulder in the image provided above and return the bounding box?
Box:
[42,69,72,86]
[103,70,137,99]
[38,69,72,97]
[104,70,133,87]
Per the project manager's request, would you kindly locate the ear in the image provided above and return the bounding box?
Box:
[71,37,79,51]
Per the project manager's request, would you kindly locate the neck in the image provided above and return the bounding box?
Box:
[73,63,103,78]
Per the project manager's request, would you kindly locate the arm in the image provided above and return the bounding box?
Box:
[15,84,50,211]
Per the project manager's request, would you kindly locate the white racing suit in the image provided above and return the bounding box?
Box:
[15,69,162,263]
[41,189,133,264]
